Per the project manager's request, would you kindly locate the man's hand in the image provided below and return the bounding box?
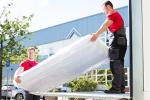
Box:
[90,19,113,42]
[15,76,21,83]
[90,33,99,42]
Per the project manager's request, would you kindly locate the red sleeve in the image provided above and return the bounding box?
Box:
[107,14,114,21]
[20,61,26,68]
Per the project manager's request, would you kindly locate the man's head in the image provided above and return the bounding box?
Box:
[27,47,36,60]
[102,1,114,15]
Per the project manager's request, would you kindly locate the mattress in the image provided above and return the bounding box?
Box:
[14,35,109,92]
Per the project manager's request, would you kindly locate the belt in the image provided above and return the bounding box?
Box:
[114,28,126,37]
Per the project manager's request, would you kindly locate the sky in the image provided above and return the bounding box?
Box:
[0,0,128,32]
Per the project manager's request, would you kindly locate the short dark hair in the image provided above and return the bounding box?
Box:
[27,47,35,52]
[103,1,113,8]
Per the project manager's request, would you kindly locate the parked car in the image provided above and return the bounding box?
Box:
[1,84,25,100]
[55,83,71,92]
[2,84,45,100]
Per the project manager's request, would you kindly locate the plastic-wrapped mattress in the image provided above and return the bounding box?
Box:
[14,35,109,92]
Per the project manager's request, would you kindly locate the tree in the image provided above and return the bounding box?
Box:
[0,1,33,98]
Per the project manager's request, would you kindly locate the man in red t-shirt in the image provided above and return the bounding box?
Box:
[14,47,40,100]
[90,1,127,94]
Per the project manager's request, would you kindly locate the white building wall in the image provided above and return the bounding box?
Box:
[142,0,150,99]
[132,0,150,99]
[132,0,144,100]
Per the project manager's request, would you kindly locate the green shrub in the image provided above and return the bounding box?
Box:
[68,77,97,92]
[105,82,112,89]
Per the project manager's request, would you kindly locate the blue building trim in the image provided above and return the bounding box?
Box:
[21,6,128,47]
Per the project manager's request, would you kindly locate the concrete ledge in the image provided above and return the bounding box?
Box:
[31,91,131,100]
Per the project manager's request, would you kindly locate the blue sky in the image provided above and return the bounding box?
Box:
[0,0,128,31]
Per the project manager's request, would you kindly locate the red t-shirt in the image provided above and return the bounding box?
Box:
[107,11,124,33]
[20,59,38,72]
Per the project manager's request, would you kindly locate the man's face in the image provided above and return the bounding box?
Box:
[102,5,109,15]
[28,49,35,59]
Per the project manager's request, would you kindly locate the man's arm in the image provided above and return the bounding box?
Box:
[14,67,24,83]
[90,19,113,41]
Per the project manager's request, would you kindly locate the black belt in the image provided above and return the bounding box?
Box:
[114,28,126,37]
[111,28,127,46]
